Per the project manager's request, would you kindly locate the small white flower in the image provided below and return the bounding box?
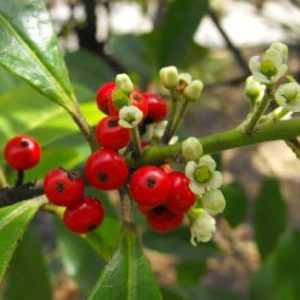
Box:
[245,76,265,102]
[203,189,226,216]
[275,82,300,112]
[178,73,192,86]
[153,120,168,139]
[182,137,203,161]
[183,80,204,102]
[159,66,179,89]
[249,42,288,84]
[185,155,223,195]
[169,136,178,145]
[190,209,216,245]
[115,73,134,94]
[119,105,143,128]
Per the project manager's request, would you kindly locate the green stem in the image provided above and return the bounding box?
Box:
[271,108,290,121]
[131,126,142,159]
[126,117,300,167]
[15,170,24,187]
[244,88,272,134]
[169,99,189,138]
[0,168,7,189]
[285,139,300,160]
[161,90,178,143]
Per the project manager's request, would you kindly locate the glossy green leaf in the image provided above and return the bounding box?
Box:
[253,178,287,260]
[56,221,105,296]
[88,224,162,300]
[6,225,52,300]
[0,197,46,282]
[157,0,209,67]
[251,229,300,300]
[0,0,76,109]
[0,65,21,93]
[221,181,248,227]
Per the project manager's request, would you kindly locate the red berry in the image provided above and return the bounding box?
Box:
[63,196,105,234]
[96,82,116,114]
[85,149,129,190]
[165,171,196,214]
[143,92,168,122]
[4,135,41,170]
[44,168,84,207]
[130,165,170,208]
[147,205,183,233]
[95,116,130,150]
[108,89,148,117]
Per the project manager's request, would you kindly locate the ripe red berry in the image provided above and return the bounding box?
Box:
[165,171,196,214]
[130,165,170,208]
[147,205,183,233]
[143,92,168,122]
[63,196,105,234]
[85,149,129,190]
[108,89,148,117]
[44,168,85,207]
[4,135,41,170]
[96,82,116,114]
[95,116,130,150]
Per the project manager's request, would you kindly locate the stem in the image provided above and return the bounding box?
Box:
[15,170,24,187]
[131,127,142,159]
[244,88,272,134]
[169,99,189,138]
[121,189,134,225]
[0,168,7,189]
[68,103,99,152]
[126,117,300,167]
[161,91,178,144]
[271,108,290,121]
[285,139,300,159]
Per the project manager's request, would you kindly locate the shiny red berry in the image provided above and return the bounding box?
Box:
[85,149,129,190]
[63,196,105,234]
[108,89,148,117]
[165,171,196,214]
[147,205,183,233]
[95,116,130,150]
[44,168,85,207]
[96,82,116,114]
[130,165,170,208]
[143,92,168,122]
[4,135,41,170]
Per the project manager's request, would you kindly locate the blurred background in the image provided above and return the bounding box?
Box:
[1,0,300,299]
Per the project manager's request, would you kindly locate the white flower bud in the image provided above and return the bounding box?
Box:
[190,209,216,245]
[270,42,288,63]
[183,80,204,102]
[159,66,179,89]
[119,105,143,128]
[182,137,203,161]
[203,189,226,216]
[275,82,300,112]
[245,76,265,102]
[115,73,134,94]
[178,73,192,86]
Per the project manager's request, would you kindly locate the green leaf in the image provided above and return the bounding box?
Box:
[0,197,46,282]
[6,225,52,300]
[157,0,209,67]
[0,0,75,109]
[251,229,300,300]
[253,178,287,260]
[221,181,248,227]
[56,221,105,296]
[88,224,162,300]
[0,65,21,93]
[143,226,218,261]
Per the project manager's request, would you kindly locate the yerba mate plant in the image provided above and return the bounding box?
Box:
[0,1,300,299]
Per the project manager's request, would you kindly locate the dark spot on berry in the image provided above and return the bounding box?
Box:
[132,93,141,102]
[20,140,29,147]
[56,182,65,192]
[152,205,166,215]
[107,119,119,127]
[98,172,108,182]
[147,178,156,189]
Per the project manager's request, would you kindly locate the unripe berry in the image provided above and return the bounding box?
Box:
[44,168,84,208]
[130,165,170,208]
[147,205,183,233]
[143,92,168,122]
[96,82,116,114]
[165,171,196,214]
[64,196,105,234]
[95,116,131,150]
[4,135,41,170]
[182,137,203,161]
[85,149,129,190]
